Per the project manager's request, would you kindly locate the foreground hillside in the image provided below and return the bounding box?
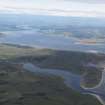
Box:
[0,44,105,74]
[0,44,105,105]
[0,62,101,105]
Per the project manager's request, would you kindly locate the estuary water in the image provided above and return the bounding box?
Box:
[0,30,105,54]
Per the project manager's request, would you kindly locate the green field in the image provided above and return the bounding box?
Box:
[0,62,102,105]
[0,44,104,105]
[0,44,105,74]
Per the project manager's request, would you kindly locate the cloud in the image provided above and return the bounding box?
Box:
[0,6,105,17]
[0,0,105,17]
[62,0,105,4]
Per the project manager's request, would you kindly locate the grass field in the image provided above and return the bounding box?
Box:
[0,44,104,105]
[0,44,105,74]
[0,62,102,105]
[80,67,102,88]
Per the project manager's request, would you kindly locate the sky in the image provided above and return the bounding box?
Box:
[0,0,105,17]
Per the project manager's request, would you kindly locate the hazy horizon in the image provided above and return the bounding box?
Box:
[0,0,105,17]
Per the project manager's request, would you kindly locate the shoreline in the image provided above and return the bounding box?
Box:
[23,62,105,105]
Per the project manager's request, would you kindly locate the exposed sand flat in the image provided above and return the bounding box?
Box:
[76,39,105,45]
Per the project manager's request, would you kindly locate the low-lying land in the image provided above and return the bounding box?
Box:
[0,44,105,105]
[80,66,102,88]
[0,44,105,74]
[0,62,102,105]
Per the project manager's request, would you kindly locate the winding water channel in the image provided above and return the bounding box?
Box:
[23,63,105,105]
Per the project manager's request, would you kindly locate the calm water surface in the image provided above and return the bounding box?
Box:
[0,30,105,53]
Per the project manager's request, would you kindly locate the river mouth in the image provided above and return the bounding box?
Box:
[0,13,105,105]
[22,62,105,105]
[0,28,105,104]
[0,60,102,105]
